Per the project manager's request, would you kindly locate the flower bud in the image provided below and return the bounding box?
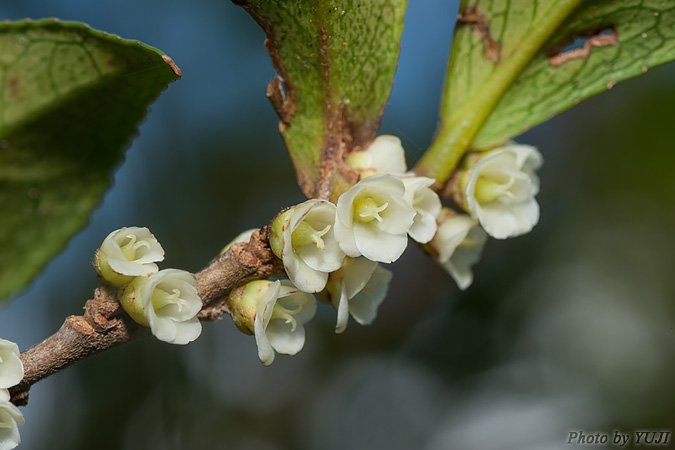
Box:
[0,339,22,390]
[269,209,293,259]
[119,269,202,345]
[0,389,24,450]
[345,135,408,178]
[228,282,260,335]
[94,227,165,286]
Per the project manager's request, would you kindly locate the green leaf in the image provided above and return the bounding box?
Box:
[416,0,675,182]
[234,0,406,199]
[0,20,181,302]
[475,0,675,149]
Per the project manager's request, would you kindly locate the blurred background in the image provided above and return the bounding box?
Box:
[1,1,674,449]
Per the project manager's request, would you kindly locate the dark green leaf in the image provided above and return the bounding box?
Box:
[0,20,181,302]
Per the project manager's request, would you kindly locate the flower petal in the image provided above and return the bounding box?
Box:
[334,285,350,334]
[0,340,23,390]
[476,199,538,239]
[334,217,361,257]
[349,267,392,325]
[108,260,158,277]
[408,205,439,243]
[254,282,279,366]
[0,389,24,450]
[277,285,317,325]
[342,257,378,299]
[285,251,329,293]
[353,223,408,263]
[506,144,543,171]
[376,193,416,235]
[359,135,408,175]
[443,226,487,290]
[431,213,476,262]
[295,235,344,273]
[167,318,202,345]
[266,319,306,355]
[441,259,473,291]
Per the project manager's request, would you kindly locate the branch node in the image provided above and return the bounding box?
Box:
[67,316,94,335]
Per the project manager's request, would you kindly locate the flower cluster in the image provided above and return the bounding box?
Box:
[226,136,543,365]
[227,136,432,364]
[95,227,202,345]
[0,338,24,450]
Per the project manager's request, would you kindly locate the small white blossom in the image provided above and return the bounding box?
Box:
[251,280,316,366]
[346,135,407,177]
[324,258,392,333]
[0,340,22,390]
[334,174,416,263]
[119,269,202,345]
[95,227,165,286]
[0,389,23,450]
[271,200,345,293]
[463,145,543,239]
[401,177,442,243]
[428,210,488,290]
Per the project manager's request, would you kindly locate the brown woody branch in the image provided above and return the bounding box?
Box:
[9,226,284,406]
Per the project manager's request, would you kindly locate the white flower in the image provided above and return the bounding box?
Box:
[428,210,488,290]
[401,177,442,243]
[119,269,202,345]
[334,174,416,263]
[95,227,165,286]
[270,200,345,293]
[0,389,23,450]
[346,135,407,177]
[463,145,543,239]
[251,280,316,366]
[324,258,393,333]
[0,340,22,390]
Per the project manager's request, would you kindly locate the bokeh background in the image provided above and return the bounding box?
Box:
[1,1,675,449]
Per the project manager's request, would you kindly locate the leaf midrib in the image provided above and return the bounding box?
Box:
[416,0,586,183]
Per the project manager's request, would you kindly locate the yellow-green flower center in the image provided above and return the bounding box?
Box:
[474,176,514,203]
[120,234,150,261]
[353,197,388,223]
[151,287,186,312]
[291,221,331,250]
[271,303,304,331]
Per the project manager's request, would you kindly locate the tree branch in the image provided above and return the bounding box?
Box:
[9,226,284,406]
